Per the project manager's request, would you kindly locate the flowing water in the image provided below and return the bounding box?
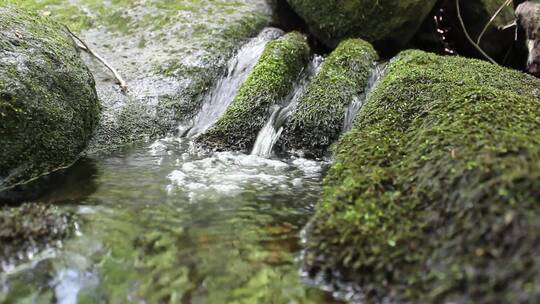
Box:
[342,63,387,133]
[183,28,284,137]
[0,137,342,303]
[251,56,324,157]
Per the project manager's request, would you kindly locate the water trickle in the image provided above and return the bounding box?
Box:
[183,28,283,137]
[251,56,324,157]
[342,63,387,133]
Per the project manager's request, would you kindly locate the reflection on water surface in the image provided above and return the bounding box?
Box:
[1,137,341,303]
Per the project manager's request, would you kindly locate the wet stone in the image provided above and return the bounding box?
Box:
[0,203,77,268]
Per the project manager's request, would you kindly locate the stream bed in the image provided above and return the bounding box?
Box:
[0,137,341,303]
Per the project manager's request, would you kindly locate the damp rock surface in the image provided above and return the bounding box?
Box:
[304,50,540,303]
[286,0,437,50]
[0,6,100,192]
[279,39,378,158]
[197,32,311,152]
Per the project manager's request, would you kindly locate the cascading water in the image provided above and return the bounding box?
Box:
[342,63,387,133]
[251,56,324,157]
[182,28,283,137]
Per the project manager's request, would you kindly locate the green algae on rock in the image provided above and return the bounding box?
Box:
[279,39,378,158]
[197,32,311,151]
[0,6,100,192]
[0,203,76,264]
[4,0,273,153]
[303,50,540,302]
[286,0,437,50]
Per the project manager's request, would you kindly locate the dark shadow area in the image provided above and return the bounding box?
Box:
[268,0,331,55]
[0,158,100,205]
[412,0,528,70]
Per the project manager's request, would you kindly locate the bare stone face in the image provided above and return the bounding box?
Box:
[516,1,540,76]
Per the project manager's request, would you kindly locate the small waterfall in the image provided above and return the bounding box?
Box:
[183,28,283,137]
[251,56,323,157]
[342,63,387,133]
[251,106,284,158]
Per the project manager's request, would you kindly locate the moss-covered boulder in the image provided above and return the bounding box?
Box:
[197,32,310,151]
[286,0,437,50]
[0,7,100,192]
[304,50,540,302]
[278,39,378,158]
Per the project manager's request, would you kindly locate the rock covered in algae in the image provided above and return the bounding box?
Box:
[4,0,274,153]
[303,50,540,303]
[0,6,100,192]
[286,0,437,50]
[279,39,378,158]
[0,203,76,264]
[197,32,311,151]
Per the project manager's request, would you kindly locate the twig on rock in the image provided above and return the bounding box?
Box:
[64,26,128,93]
[456,0,497,65]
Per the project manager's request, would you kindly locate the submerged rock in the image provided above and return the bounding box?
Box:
[0,7,100,192]
[286,0,437,50]
[0,203,76,265]
[304,50,540,302]
[279,39,378,158]
[197,32,310,151]
[7,0,273,153]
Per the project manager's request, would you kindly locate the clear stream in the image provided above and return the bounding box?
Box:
[0,137,342,303]
[0,23,384,302]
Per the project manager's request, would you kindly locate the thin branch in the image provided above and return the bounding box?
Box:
[456,0,498,65]
[64,26,128,93]
[477,0,513,45]
[499,20,517,31]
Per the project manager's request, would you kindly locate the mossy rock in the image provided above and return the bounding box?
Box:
[197,32,310,151]
[304,50,540,303]
[278,39,378,158]
[286,0,437,50]
[0,6,100,192]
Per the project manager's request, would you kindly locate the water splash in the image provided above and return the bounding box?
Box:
[342,63,387,133]
[251,56,324,157]
[51,269,99,304]
[183,28,283,137]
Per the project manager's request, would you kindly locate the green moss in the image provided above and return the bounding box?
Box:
[0,7,100,191]
[197,32,311,151]
[279,39,378,157]
[286,0,436,49]
[304,50,540,302]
